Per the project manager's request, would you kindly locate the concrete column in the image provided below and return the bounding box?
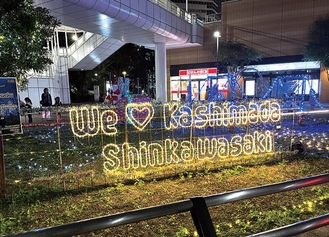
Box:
[54,56,71,104]
[155,42,167,103]
[319,67,329,102]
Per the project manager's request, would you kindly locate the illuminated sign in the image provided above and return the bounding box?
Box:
[0,77,22,135]
[102,131,274,170]
[69,100,281,171]
[179,68,217,76]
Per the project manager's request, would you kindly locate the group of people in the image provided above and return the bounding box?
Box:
[21,88,62,123]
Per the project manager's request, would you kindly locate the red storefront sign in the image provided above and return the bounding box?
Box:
[179,68,217,76]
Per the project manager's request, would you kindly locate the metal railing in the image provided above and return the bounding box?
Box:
[150,0,204,25]
[3,173,329,237]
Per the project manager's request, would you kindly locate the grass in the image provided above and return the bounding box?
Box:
[1,108,329,236]
[1,154,329,236]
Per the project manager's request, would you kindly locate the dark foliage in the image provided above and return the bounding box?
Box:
[304,14,329,68]
[0,0,60,89]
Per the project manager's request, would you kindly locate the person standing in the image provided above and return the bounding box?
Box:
[40,88,52,120]
[54,96,62,121]
[24,97,33,123]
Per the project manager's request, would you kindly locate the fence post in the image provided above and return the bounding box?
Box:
[0,135,6,198]
[190,197,217,237]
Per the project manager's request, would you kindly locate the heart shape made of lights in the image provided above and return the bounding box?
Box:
[126,103,154,131]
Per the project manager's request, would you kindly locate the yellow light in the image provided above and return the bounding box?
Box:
[70,106,101,138]
[102,131,274,171]
[69,101,279,172]
[126,102,154,131]
[163,100,281,130]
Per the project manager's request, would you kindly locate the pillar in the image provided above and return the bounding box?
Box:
[319,67,329,102]
[155,42,167,103]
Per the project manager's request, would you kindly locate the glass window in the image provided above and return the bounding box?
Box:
[245,80,255,96]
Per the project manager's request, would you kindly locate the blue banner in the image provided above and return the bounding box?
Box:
[0,77,22,135]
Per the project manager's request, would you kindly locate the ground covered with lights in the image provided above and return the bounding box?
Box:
[1,155,329,237]
[1,103,329,236]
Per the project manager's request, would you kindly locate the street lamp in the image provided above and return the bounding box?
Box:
[122,71,127,96]
[214,31,221,77]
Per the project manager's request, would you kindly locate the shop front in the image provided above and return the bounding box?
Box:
[170,68,229,101]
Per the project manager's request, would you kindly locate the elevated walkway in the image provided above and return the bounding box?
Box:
[32,0,205,103]
[34,0,204,57]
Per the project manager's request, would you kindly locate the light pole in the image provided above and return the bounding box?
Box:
[214,31,221,77]
[122,71,127,96]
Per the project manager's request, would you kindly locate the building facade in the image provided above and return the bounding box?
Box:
[171,0,220,21]
[166,0,329,103]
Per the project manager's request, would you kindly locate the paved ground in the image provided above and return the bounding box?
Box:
[294,226,329,237]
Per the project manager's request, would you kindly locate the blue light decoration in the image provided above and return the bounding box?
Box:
[126,93,133,124]
[187,73,192,102]
[206,72,247,101]
[229,73,237,100]
[206,76,225,101]
[262,74,324,111]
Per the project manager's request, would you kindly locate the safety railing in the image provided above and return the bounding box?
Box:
[150,0,203,25]
[3,173,329,237]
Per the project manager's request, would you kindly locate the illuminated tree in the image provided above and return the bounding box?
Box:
[304,14,329,78]
[0,0,60,89]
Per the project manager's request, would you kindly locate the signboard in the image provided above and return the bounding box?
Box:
[179,68,217,76]
[0,77,22,135]
[69,100,281,171]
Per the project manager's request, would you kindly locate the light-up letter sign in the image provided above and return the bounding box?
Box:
[70,99,281,171]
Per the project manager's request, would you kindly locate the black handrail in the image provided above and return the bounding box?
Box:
[3,173,329,237]
[248,213,329,237]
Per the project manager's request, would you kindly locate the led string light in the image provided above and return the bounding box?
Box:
[163,103,180,130]
[102,131,274,171]
[229,104,248,126]
[126,102,154,131]
[218,137,229,158]
[196,138,218,160]
[163,100,281,129]
[164,139,180,164]
[70,100,282,137]
[194,105,208,128]
[181,141,194,162]
[70,106,101,138]
[147,142,164,166]
[68,101,280,172]
[243,134,254,155]
[100,110,118,136]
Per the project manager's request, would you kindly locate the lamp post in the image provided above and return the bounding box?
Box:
[122,71,127,96]
[214,31,221,78]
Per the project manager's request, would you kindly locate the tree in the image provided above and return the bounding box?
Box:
[304,14,329,78]
[0,0,60,89]
[213,40,261,73]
